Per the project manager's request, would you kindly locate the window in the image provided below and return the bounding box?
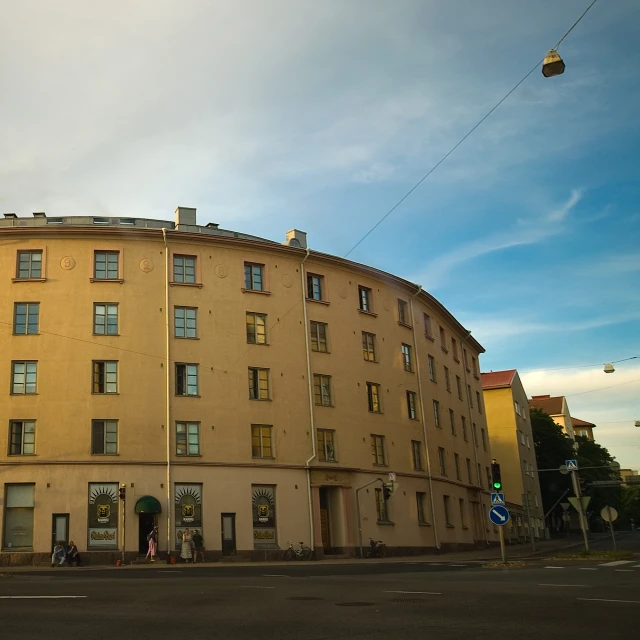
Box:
[398,299,408,324]
[522,459,529,476]
[91,420,118,455]
[175,307,197,338]
[467,384,473,408]
[310,321,328,352]
[449,409,456,435]
[443,495,453,526]
[13,303,39,334]
[362,332,377,362]
[313,374,332,406]
[439,326,447,351]
[456,375,462,400]
[176,422,200,456]
[416,492,427,524]
[176,364,199,396]
[246,312,267,344]
[520,430,525,445]
[244,263,264,291]
[306,273,324,301]
[459,499,467,528]
[402,343,413,371]
[478,463,483,488]
[16,250,42,279]
[3,484,35,549]
[93,361,118,394]
[472,356,479,377]
[251,424,273,458]
[454,453,461,480]
[451,337,459,360]
[424,313,433,337]
[444,366,451,392]
[476,391,482,414]
[406,391,418,420]
[433,400,441,428]
[428,355,436,381]
[472,422,478,447]
[375,488,389,522]
[463,348,469,370]
[481,428,487,451]
[317,429,336,461]
[412,440,423,471]
[94,251,119,280]
[371,434,386,466]
[523,407,528,420]
[486,467,492,489]
[173,255,196,284]
[9,421,35,455]
[515,401,522,416]
[367,382,382,413]
[94,303,118,335]
[462,415,468,441]
[358,285,372,312]
[11,361,37,394]
[248,367,270,400]
[438,447,446,476]
[526,434,531,448]
[466,458,472,484]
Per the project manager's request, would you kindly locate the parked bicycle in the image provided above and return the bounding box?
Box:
[284,540,313,561]
[367,537,387,558]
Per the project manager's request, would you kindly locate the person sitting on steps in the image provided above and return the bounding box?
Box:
[51,541,66,567]
[66,541,83,567]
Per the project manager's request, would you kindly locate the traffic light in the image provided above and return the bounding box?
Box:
[119,485,126,500]
[579,477,587,494]
[382,483,393,500]
[491,462,502,491]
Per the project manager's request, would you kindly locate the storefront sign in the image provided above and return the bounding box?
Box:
[88,483,118,549]
[252,485,277,548]
[174,484,202,549]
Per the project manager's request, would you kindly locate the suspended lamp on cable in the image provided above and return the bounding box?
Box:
[603,363,615,373]
[542,49,566,77]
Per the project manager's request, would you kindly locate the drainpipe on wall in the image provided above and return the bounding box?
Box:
[410,287,440,549]
[460,330,489,546]
[301,248,317,550]
[162,229,172,559]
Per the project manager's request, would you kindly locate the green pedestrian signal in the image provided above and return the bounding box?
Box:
[491,462,502,491]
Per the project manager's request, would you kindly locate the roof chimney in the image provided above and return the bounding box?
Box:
[33,212,46,218]
[3,213,18,219]
[284,229,307,249]
[175,207,196,229]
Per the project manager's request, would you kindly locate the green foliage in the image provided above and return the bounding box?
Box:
[618,485,640,527]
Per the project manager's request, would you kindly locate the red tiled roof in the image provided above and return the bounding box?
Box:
[529,395,564,415]
[571,417,596,428]
[481,370,517,389]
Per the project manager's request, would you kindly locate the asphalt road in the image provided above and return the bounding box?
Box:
[2,561,639,640]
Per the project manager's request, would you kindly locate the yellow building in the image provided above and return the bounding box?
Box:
[528,395,575,439]
[571,417,596,441]
[481,370,544,539]
[0,208,496,565]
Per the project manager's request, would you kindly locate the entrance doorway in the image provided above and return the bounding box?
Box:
[138,513,156,554]
[319,488,331,550]
[51,514,69,551]
[221,513,236,556]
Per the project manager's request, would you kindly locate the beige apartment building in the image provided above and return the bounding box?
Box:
[482,370,544,540]
[528,395,575,439]
[0,208,496,565]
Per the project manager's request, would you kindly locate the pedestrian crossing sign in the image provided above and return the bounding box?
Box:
[491,493,505,506]
[566,459,578,471]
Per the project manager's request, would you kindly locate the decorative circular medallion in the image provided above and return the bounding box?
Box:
[214,264,228,278]
[281,274,293,288]
[338,285,348,299]
[139,258,154,273]
[60,256,76,270]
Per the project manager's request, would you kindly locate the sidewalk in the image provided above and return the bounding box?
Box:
[1,536,584,574]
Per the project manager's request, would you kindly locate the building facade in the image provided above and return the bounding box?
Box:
[571,417,596,441]
[0,208,496,564]
[528,395,575,439]
[482,370,544,540]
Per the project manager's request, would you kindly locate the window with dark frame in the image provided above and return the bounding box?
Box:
[397,299,408,324]
[11,361,37,394]
[91,420,118,455]
[173,255,196,284]
[424,313,433,337]
[416,492,427,524]
[176,422,200,456]
[478,463,483,488]
[362,332,376,361]
[456,375,462,400]
[313,374,332,406]
[317,429,336,462]
[443,495,453,526]
[444,366,451,392]
[251,424,273,458]
[13,303,39,334]
[371,434,386,465]
[367,382,382,413]
[402,343,413,371]
[175,307,197,338]
[412,440,423,471]
[476,391,482,414]
[358,285,372,312]
[246,312,267,344]
[433,400,441,428]
[176,364,199,396]
[449,408,456,435]
[428,355,436,381]
[16,250,42,279]
[306,273,324,301]
[439,325,447,350]
[406,391,417,419]
[438,447,446,475]
[244,263,264,291]
[462,415,468,441]
[375,487,389,522]
[248,367,270,400]
[459,498,467,528]
[454,453,461,480]
[94,304,118,335]
[466,458,472,484]
[93,361,118,394]
[94,251,119,280]
[452,337,459,360]
[9,421,35,455]
[310,321,328,352]
[481,428,487,451]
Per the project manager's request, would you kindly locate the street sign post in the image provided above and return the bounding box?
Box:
[489,505,510,526]
[560,502,570,511]
[569,470,590,552]
[566,459,579,471]
[490,493,505,506]
[568,496,591,511]
[601,506,619,551]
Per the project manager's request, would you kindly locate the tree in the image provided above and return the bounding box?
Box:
[618,485,640,528]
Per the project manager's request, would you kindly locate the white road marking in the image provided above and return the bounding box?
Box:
[579,568,598,571]
[449,564,467,567]
[544,566,564,569]
[578,598,640,604]
[158,570,181,573]
[538,584,590,588]
[238,586,275,589]
[615,569,634,572]
[0,596,87,599]
[262,574,288,577]
[633,565,640,568]
[384,590,442,595]
[598,560,634,567]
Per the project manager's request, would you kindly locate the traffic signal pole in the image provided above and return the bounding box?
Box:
[571,470,590,552]
[498,525,507,563]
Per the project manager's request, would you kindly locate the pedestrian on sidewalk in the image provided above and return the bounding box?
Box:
[180,528,193,563]
[51,541,66,567]
[66,541,83,567]
[145,526,158,562]
[192,529,204,563]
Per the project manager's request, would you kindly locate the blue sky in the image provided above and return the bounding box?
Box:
[2,1,639,466]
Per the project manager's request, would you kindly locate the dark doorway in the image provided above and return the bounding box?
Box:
[221,513,236,556]
[319,487,331,549]
[138,513,156,554]
[52,513,69,551]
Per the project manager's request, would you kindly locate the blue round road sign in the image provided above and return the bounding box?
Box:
[489,505,510,526]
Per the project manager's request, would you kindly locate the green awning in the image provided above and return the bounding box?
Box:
[134,496,162,514]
